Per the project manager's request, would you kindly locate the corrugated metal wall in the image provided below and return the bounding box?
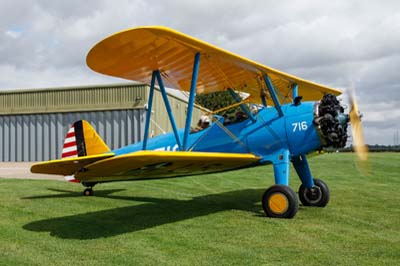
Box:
[0,83,206,162]
[0,84,148,115]
[0,109,144,162]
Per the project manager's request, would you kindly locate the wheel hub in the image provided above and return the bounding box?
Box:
[304,187,322,203]
[268,192,289,214]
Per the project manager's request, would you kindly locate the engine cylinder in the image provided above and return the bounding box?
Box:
[314,94,348,148]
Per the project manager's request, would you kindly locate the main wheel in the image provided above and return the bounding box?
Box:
[83,188,94,196]
[298,178,329,207]
[262,185,299,218]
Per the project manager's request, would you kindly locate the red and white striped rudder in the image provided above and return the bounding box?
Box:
[62,125,79,159]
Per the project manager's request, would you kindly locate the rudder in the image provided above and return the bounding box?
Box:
[62,120,110,159]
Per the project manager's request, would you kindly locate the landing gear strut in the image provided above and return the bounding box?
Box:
[82,182,97,196]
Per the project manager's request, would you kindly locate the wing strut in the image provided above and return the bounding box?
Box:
[143,70,183,150]
[143,71,156,150]
[293,83,298,99]
[260,89,268,107]
[143,53,200,151]
[155,71,182,149]
[182,52,201,150]
[263,74,284,117]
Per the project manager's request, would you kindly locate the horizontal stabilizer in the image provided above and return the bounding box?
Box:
[30,153,114,176]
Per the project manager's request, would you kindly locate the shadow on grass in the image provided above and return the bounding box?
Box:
[22,188,127,199]
[23,188,264,240]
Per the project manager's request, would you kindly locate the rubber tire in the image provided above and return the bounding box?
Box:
[298,178,330,207]
[83,188,94,196]
[262,185,299,219]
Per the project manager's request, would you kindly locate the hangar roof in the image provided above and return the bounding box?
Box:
[0,83,184,115]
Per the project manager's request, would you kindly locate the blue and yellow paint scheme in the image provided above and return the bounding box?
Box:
[31,26,352,218]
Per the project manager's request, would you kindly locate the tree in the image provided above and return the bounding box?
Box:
[195,91,241,118]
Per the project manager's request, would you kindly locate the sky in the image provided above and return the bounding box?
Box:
[0,0,399,145]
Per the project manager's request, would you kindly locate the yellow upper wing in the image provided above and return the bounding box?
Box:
[87,26,341,104]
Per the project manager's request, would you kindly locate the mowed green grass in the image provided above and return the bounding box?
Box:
[0,153,399,266]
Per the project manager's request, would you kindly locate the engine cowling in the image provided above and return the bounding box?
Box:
[314,94,349,148]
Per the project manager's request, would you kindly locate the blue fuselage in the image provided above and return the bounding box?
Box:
[113,101,322,164]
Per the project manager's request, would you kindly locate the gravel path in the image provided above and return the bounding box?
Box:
[0,162,64,181]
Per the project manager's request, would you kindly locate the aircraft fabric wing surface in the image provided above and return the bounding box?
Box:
[30,153,115,176]
[75,151,261,182]
[87,26,342,105]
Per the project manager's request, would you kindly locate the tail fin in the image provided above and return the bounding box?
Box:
[62,120,110,183]
[62,120,110,159]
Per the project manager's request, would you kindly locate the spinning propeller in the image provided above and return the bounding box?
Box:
[347,89,369,173]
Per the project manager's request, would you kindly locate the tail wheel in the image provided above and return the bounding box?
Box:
[299,178,330,207]
[83,188,94,196]
[262,185,299,218]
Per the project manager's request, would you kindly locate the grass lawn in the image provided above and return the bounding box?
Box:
[0,153,399,265]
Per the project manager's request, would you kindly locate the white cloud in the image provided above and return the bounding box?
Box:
[0,0,399,144]
[0,64,121,90]
[5,29,22,39]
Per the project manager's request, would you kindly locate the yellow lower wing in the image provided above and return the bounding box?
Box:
[75,151,261,182]
[30,153,115,176]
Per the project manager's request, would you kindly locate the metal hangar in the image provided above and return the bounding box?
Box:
[0,83,202,161]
